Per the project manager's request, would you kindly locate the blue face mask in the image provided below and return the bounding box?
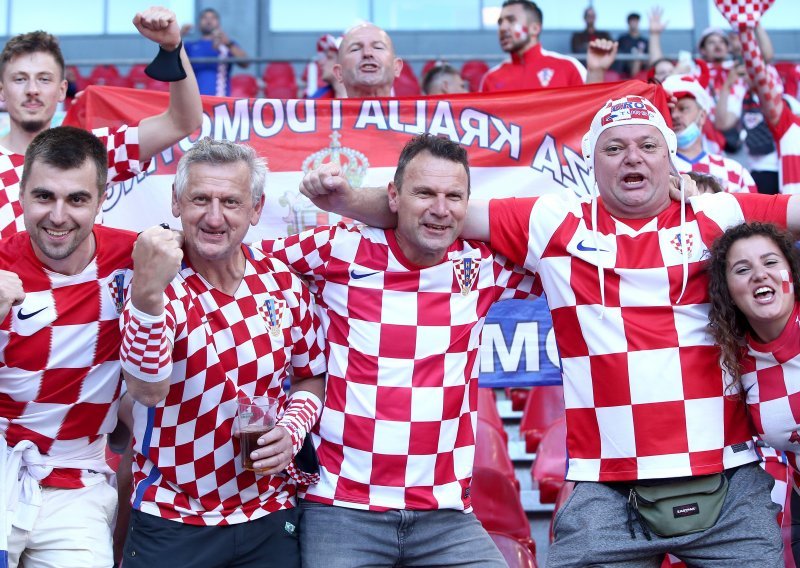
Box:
[676,121,702,149]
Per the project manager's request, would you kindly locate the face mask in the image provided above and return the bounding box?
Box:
[676,121,701,149]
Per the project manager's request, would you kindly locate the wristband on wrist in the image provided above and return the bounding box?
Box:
[276,391,322,456]
[120,305,172,383]
[144,40,187,82]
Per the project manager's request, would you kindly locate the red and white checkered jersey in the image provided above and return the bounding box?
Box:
[256,224,540,512]
[127,246,326,526]
[489,192,791,482]
[674,151,757,193]
[769,102,800,193]
[741,302,800,478]
[0,226,136,488]
[0,123,150,239]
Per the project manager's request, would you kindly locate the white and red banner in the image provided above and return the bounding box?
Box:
[64,81,669,387]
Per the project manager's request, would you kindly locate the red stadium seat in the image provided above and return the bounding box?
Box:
[230,74,259,98]
[603,69,625,83]
[127,64,150,90]
[472,466,536,556]
[477,388,507,441]
[475,418,518,489]
[519,385,564,454]
[143,76,171,93]
[393,63,420,96]
[506,387,530,412]
[461,59,489,92]
[489,531,538,568]
[263,62,297,99]
[88,64,126,87]
[530,416,566,504]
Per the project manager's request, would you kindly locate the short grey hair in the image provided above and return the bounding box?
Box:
[174,137,267,206]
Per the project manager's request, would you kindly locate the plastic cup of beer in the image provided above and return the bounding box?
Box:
[237,396,278,471]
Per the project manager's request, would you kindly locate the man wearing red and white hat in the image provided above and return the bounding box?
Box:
[663,74,757,193]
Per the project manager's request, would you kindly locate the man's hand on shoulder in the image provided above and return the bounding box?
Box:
[0,269,24,323]
[133,6,181,51]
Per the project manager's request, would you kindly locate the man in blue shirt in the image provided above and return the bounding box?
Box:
[182,8,248,96]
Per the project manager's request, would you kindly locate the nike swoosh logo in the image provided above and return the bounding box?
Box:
[18,307,47,320]
[350,269,379,280]
[576,240,609,253]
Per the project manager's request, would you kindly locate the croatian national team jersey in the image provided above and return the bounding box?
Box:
[127,246,326,525]
[674,151,757,193]
[741,302,800,477]
[489,192,790,482]
[479,43,586,93]
[257,224,540,511]
[0,226,136,488]
[770,103,800,193]
[0,123,150,239]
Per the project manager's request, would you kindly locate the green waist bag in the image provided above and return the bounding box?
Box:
[626,473,729,539]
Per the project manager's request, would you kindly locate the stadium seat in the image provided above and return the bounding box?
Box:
[461,59,489,92]
[263,63,298,99]
[488,531,538,568]
[393,63,420,96]
[530,416,566,504]
[475,418,518,489]
[127,64,150,90]
[472,466,536,556]
[506,387,530,412]
[88,64,126,87]
[230,74,259,98]
[519,385,565,454]
[143,76,171,93]
[477,388,507,441]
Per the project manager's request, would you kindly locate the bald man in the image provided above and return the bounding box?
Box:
[333,22,402,98]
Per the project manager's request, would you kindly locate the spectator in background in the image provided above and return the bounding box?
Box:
[305,34,346,99]
[663,74,757,193]
[614,12,648,78]
[421,63,469,95]
[334,22,402,98]
[480,0,586,92]
[570,6,611,55]
[182,8,248,97]
[646,7,676,84]
[686,170,724,194]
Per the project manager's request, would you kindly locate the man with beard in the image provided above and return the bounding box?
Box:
[480,0,586,92]
[334,22,402,98]
[0,6,202,240]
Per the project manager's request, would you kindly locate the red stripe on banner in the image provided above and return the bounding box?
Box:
[63,82,669,176]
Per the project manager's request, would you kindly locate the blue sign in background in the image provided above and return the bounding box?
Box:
[478,298,563,388]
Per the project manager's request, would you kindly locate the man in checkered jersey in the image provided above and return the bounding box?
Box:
[0,126,155,567]
[326,99,800,563]
[662,74,758,194]
[0,6,203,240]
[117,138,326,567]
[263,134,539,567]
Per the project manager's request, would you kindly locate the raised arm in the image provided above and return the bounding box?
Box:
[134,6,203,162]
[647,6,667,65]
[586,39,619,84]
[300,163,396,227]
[714,0,783,127]
[120,225,183,407]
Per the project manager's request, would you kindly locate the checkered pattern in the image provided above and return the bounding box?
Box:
[0,226,136,488]
[128,246,326,526]
[278,391,323,485]
[120,307,172,382]
[0,123,150,240]
[257,224,541,512]
[674,151,758,193]
[740,304,800,463]
[480,43,586,92]
[489,192,791,482]
[714,0,774,31]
